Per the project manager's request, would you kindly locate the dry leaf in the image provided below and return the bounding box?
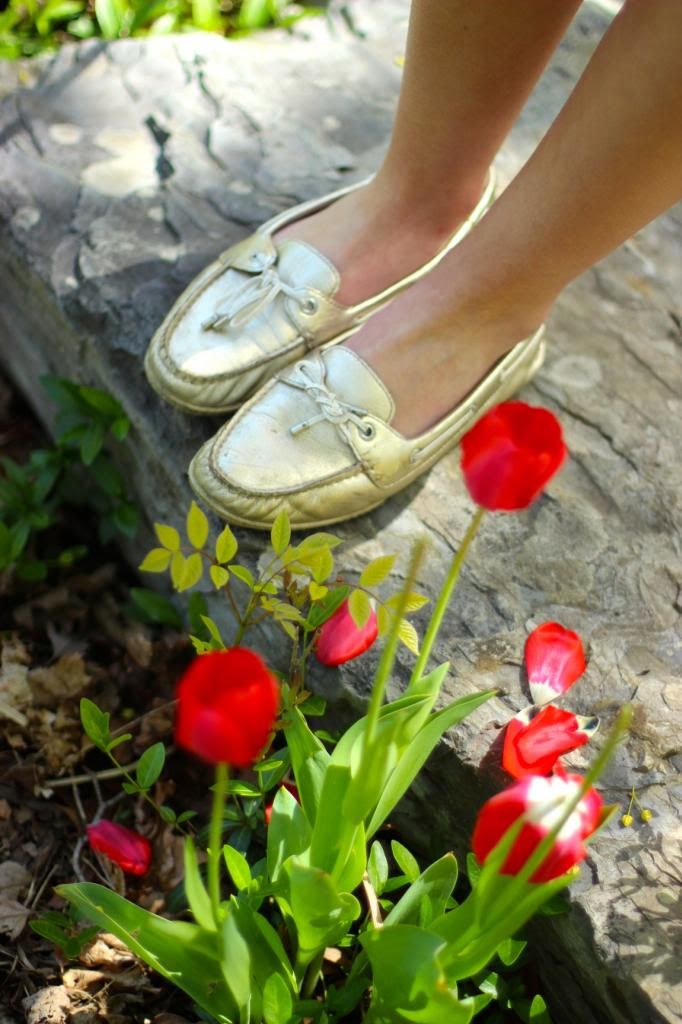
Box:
[0,898,29,939]
[0,860,31,898]
[0,636,32,725]
[30,652,90,704]
[23,986,72,1024]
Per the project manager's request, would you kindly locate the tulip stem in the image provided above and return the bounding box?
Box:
[411,507,485,684]
[208,762,229,926]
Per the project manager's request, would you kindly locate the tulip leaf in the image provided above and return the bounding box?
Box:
[138,547,172,573]
[263,973,293,1024]
[282,859,361,962]
[57,883,236,1022]
[367,841,389,896]
[267,784,311,883]
[383,853,459,929]
[220,903,252,1019]
[187,501,209,549]
[183,838,216,932]
[367,688,497,837]
[224,844,252,892]
[284,706,330,824]
[136,742,165,790]
[391,840,420,883]
[361,925,476,1024]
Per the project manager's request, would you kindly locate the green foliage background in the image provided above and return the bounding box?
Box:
[0,0,322,60]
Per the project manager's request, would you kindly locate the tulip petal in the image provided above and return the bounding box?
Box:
[502,705,599,779]
[526,622,586,706]
[87,820,152,876]
[315,599,378,667]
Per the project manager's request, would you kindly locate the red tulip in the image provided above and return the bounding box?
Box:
[472,770,602,882]
[175,649,279,766]
[526,622,586,706]
[315,599,378,667]
[460,401,567,511]
[86,820,152,876]
[502,704,599,779]
[264,782,299,825]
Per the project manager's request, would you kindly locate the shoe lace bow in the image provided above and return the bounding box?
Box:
[286,359,374,440]
[202,265,310,332]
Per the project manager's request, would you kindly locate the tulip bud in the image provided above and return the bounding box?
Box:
[86,820,152,876]
[460,401,567,511]
[472,771,602,883]
[175,648,279,766]
[314,598,378,667]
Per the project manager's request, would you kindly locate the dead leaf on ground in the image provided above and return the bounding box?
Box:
[80,933,136,970]
[23,986,73,1024]
[0,636,32,725]
[0,860,31,939]
[30,653,90,705]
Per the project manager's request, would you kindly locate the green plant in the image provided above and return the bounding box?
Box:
[0,0,323,60]
[0,375,136,580]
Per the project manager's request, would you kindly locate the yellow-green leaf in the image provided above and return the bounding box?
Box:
[170,551,186,589]
[186,501,209,549]
[376,605,392,637]
[177,552,203,592]
[310,547,334,584]
[359,554,396,588]
[270,509,291,556]
[279,620,298,641]
[155,523,180,551]
[309,582,328,601]
[348,589,372,629]
[215,525,238,564]
[398,618,420,655]
[210,564,230,589]
[138,548,171,573]
[386,592,431,614]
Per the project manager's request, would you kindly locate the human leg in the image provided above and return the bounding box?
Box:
[278,0,582,304]
[348,0,682,436]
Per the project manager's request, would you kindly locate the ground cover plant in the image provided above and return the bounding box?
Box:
[0,0,322,59]
[16,393,631,1023]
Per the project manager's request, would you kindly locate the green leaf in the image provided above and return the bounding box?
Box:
[155,523,180,551]
[236,0,272,28]
[215,524,238,564]
[80,698,110,750]
[267,782,312,883]
[80,422,106,465]
[348,589,372,629]
[57,883,237,1021]
[95,0,123,36]
[282,860,361,960]
[263,973,293,1024]
[159,806,177,824]
[200,615,226,649]
[128,588,182,629]
[270,508,291,556]
[306,585,349,630]
[386,591,430,614]
[367,689,497,838]
[496,936,526,967]
[398,618,420,654]
[384,854,458,929]
[187,501,209,549]
[138,547,171,573]
[391,840,419,883]
[359,554,395,588]
[527,994,552,1023]
[368,841,389,896]
[227,780,261,798]
[136,743,165,790]
[183,837,215,932]
[223,844,251,891]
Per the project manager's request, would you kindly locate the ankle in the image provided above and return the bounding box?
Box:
[368,166,491,239]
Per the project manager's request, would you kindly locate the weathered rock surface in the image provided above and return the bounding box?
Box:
[0,3,680,1022]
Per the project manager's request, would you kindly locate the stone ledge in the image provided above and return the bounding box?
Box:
[0,4,680,1022]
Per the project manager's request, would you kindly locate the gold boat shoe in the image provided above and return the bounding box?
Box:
[188,327,546,530]
[144,173,495,414]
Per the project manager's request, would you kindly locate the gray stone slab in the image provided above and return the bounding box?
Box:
[0,3,680,1022]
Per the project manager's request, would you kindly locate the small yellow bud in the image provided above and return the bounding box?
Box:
[621,813,634,827]
[640,808,653,823]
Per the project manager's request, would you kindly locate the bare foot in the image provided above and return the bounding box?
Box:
[276,175,487,306]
